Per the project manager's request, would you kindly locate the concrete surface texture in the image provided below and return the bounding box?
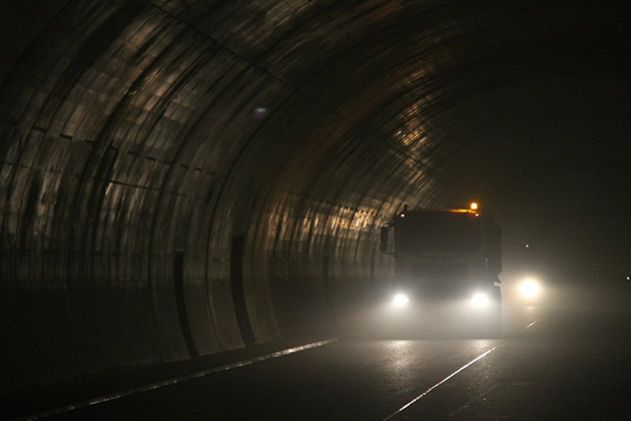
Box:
[1,0,630,399]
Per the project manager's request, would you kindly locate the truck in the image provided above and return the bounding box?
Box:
[379,203,502,336]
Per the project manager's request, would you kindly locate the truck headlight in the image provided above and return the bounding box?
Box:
[470,291,490,307]
[391,292,410,308]
[519,278,540,300]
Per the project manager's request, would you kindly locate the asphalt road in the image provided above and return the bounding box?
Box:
[32,306,630,420]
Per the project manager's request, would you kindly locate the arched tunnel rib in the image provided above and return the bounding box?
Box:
[1,2,631,416]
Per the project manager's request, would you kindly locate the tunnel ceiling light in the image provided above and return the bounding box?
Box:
[253,106,268,120]
[469,201,479,210]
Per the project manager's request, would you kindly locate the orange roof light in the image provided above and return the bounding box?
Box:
[447,208,476,214]
[469,202,479,211]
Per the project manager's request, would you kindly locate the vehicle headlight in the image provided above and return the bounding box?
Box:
[391,292,410,308]
[519,278,541,300]
[470,291,490,307]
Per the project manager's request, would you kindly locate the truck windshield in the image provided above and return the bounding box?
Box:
[397,212,481,253]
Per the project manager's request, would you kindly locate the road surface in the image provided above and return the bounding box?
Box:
[20,307,631,420]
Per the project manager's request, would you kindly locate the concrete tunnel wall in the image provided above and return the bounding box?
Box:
[2,0,628,395]
[0,0,439,394]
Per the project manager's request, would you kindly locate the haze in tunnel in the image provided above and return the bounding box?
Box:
[1,0,630,412]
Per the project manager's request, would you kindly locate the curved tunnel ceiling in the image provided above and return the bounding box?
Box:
[1,0,630,393]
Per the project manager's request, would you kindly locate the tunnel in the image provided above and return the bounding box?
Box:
[2,1,631,418]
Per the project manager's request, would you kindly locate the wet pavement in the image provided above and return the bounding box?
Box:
[33,308,631,420]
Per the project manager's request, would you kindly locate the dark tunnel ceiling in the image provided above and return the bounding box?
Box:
[2,1,630,216]
[1,0,631,393]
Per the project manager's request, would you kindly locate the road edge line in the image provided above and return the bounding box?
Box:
[19,338,338,421]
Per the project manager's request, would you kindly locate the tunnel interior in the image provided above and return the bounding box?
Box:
[1,0,630,396]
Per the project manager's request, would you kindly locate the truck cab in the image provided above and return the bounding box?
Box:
[380,204,502,336]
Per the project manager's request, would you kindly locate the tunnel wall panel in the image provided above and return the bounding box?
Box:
[0,0,522,396]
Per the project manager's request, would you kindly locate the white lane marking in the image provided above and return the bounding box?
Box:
[382,347,497,421]
[525,320,538,329]
[20,338,338,421]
